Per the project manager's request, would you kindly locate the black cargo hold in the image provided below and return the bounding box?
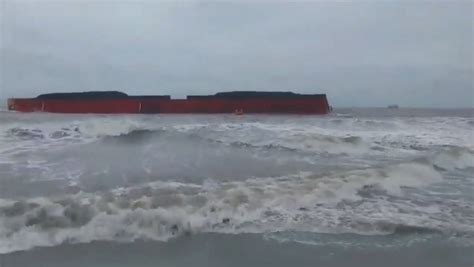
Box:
[37,91,170,100]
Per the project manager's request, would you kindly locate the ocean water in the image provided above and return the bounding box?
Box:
[0,108,473,267]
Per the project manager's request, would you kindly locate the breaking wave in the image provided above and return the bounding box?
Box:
[2,119,145,141]
[432,147,474,170]
[1,162,471,254]
[1,112,473,254]
[2,122,370,155]
[2,114,472,153]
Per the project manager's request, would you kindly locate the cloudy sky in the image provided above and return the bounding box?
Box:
[0,1,472,107]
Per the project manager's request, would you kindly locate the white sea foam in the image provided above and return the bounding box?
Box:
[432,147,474,170]
[1,112,473,254]
[0,162,465,254]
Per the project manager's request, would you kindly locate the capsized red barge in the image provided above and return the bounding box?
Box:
[7,91,331,114]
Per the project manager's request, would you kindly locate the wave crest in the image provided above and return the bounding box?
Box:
[432,147,474,170]
[1,162,468,254]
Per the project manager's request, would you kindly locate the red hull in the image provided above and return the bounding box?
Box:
[7,94,330,114]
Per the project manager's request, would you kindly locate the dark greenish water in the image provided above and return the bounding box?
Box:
[0,108,473,266]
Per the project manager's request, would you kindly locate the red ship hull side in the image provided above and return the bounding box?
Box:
[7,97,330,114]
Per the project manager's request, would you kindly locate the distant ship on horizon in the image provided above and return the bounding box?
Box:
[387,104,399,109]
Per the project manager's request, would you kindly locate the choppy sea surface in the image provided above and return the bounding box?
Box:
[0,108,473,267]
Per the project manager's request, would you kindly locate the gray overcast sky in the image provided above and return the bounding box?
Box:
[0,1,472,107]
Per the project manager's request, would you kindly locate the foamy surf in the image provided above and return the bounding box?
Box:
[0,108,473,258]
[0,161,471,254]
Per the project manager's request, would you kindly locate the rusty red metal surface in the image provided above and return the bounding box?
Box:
[7,92,330,114]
